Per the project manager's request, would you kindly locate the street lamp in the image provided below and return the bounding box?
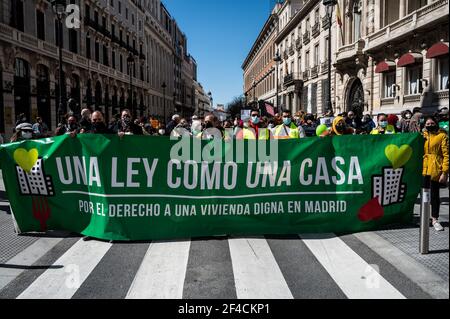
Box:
[207,91,213,110]
[51,0,66,124]
[162,82,167,124]
[273,50,282,114]
[127,53,135,116]
[252,79,257,108]
[323,0,337,114]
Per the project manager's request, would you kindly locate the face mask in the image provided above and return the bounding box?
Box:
[406,114,412,119]
[69,123,78,131]
[251,116,260,124]
[22,132,32,139]
[283,118,292,126]
[122,117,131,125]
[336,124,346,133]
[159,129,166,135]
[380,121,388,129]
[93,122,105,130]
[427,125,438,132]
[205,122,214,129]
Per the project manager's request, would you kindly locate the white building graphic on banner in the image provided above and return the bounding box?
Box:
[16,158,54,197]
[372,168,406,207]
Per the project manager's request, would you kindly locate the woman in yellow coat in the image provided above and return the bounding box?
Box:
[423,116,449,231]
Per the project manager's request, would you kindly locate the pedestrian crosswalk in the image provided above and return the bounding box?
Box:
[0,232,446,299]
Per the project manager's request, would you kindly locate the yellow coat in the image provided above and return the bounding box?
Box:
[423,130,449,181]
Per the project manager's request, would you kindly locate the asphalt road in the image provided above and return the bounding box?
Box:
[0,171,448,299]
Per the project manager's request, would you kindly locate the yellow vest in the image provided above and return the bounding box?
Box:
[274,123,300,139]
[243,128,270,140]
[370,125,396,135]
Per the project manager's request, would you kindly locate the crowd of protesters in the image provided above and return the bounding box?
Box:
[7,105,449,231]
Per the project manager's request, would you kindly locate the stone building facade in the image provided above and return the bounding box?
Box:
[335,0,449,115]
[0,0,199,139]
[244,0,449,116]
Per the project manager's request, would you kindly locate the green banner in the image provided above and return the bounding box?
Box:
[0,133,423,241]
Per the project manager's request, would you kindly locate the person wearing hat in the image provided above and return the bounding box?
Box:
[320,116,355,137]
[438,107,449,134]
[11,123,34,142]
[165,114,180,136]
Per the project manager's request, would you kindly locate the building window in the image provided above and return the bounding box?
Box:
[438,57,449,91]
[120,30,123,42]
[119,1,121,14]
[102,16,106,28]
[126,8,128,19]
[353,0,362,42]
[408,0,427,14]
[10,0,24,31]
[103,45,109,66]
[383,71,396,98]
[383,0,399,27]
[36,10,45,40]
[95,41,100,62]
[94,11,99,25]
[314,44,319,66]
[110,0,114,7]
[112,24,115,37]
[85,4,90,19]
[132,14,135,25]
[86,35,91,59]
[112,51,116,69]
[407,65,423,95]
[306,51,310,69]
[314,7,319,25]
[120,54,123,73]
[69,29,78,53]
[54,20,63,47]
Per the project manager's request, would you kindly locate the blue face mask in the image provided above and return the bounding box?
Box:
[252,116,260,124]
[380,121,388,128]
[283,118,292,126]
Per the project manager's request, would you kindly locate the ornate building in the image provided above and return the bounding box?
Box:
[335,0,449,115]
[244,0,448,116]
[0,0,199,139]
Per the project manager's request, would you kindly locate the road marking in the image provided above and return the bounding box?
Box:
[355,232,449,299]
[63,191,364,200]
[17,239,112,299]
[301,233,405,299]
[0,238,63,291]
[126,240,191,299]
[229,237,293,299]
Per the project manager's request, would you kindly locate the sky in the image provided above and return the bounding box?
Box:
[164,0,275,107]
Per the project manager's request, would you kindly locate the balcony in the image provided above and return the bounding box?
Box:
[289,45,295,56]
[283,73,304,90]
[303,69,310,80]
[303,31,310,45]
[311,65,319,78]
[320,61,329,74]
[322,16,330,29]
[311,23,320,38]
[365,0,448,53]
[335,39,366,64]
[296,38,302,50]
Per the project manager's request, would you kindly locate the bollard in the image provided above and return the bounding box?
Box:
[420,176,431,255]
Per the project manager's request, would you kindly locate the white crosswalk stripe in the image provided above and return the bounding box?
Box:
[126,240,191,299]
[229,237,293,299]
[0,238,63,291]
[300,233,406,299]
[17,239,112,299]
[0,233,435,299]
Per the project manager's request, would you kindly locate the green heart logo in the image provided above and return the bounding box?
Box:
[385,145,413,169]
[13,148,39,173]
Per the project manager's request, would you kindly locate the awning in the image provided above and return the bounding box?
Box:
[426,42,449,59]
[375,60,396,73]
[397,52,423,67]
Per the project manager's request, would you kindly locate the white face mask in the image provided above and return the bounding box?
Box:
[22,132,32,139]
[159,130,165,135]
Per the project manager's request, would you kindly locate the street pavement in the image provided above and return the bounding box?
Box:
[0,171,448,299]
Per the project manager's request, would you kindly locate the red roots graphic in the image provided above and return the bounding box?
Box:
[358,198,385,222]
[32,197,51,232]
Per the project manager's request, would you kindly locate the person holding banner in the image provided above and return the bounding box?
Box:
[423,116,449,232]
[273,110,306,139]
[81,111,113,134]
[320,116,355,137]
[370,114,397,135]
[236,109,272,140]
